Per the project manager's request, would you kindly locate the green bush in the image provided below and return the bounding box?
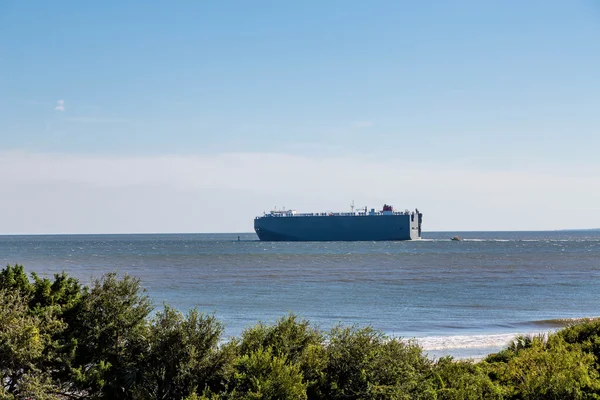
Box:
[323,325,432,399]
[4,263,600,400]
[489,334,600,399]
[228,347,307,399]
[65,272,153,397]
[0,289,63,399]
[132,305,229,400]
[237,313,325,398]
[430,356,502,400]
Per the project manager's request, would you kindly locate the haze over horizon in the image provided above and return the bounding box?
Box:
[1,1,599,234]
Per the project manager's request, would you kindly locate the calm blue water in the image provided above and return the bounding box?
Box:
[1,230,599,359]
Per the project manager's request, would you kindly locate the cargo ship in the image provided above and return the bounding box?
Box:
[254,203,423,241]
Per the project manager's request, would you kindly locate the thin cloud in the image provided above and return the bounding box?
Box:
[65,116,129,123]
[54,100,65,111]
[353,121,373,128]
[27,100,48,106]
[0,151,598,234]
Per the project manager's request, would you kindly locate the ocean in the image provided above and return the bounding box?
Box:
[1,230,599,360]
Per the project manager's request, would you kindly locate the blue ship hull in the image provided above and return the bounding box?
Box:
[254,212,422,242]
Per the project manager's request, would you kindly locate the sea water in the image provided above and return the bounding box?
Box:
[1,230,599,360]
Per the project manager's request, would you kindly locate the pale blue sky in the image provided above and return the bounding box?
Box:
[0,1,599,233]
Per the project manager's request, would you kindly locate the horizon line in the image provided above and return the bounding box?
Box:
[0,228,598,237]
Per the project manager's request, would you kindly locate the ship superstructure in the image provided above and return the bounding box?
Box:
[254,203,422,241]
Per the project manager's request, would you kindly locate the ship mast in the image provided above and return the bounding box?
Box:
[350,200,355,212]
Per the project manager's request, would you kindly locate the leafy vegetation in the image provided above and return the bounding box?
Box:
[2,264,600,399]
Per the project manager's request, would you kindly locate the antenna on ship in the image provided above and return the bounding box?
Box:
[350,200,355,212]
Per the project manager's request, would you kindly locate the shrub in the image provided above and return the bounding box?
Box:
[228,347,307,400]
[430,356,502,400]
[132,305,229,400]
[323,325,432,400]
[490,334,600,399]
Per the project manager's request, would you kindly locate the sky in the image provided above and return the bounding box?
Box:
[0,0,599,234]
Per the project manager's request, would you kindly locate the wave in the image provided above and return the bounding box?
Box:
[461,239,511,242]
[409,317,600,351]
[416,238,511,242]
[420,238,600,243]
[523,316,600,328]
[415,332,532,351]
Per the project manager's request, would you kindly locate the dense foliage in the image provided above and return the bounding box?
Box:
[2,264,600,399]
